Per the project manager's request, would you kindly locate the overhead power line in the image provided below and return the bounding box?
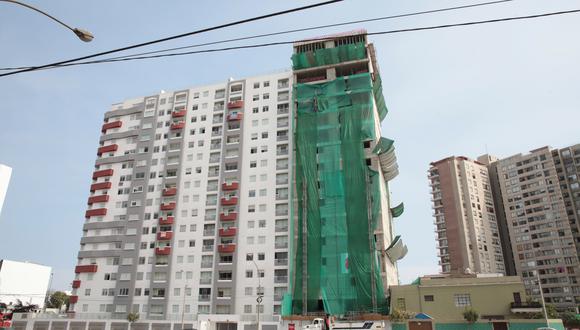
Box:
[0,0,343,78]
[0,0,514,72]
[2,8,579,75]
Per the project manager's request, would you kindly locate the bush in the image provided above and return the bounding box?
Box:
[463,308,479,323]
[390,308,414,322]
[127,312,139,323]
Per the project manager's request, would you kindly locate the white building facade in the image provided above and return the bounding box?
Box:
[0,164,12,217]
[0,259,51,308]
[71,72,293,326]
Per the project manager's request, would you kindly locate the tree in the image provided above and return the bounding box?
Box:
[560,311,580,327]
[127,312,139,323]
[46,291,69,310]
[463,307,479,324]
[389,308,414,322]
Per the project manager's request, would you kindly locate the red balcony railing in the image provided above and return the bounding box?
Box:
[85,208,107,218]
[75,265,98,273]
[92,169,114,179]
[87,195,109,205]
[69,296,79,304]
[160,202,176,211]
[218,244,236,253]
[101,121,122,133]
[227,100,244,109]
[219,227,237,237]
[90,182,112,191]
[72,280,81,289]
[220,212,238,221]
[171,110,186,118]
[170,122,185,130]
[97,144,118,155]
[220,197,238,206]
[157,231,173,240]
[159,216,174,225]
[155,247,171,255]
[227,113,243,121]
[162,188,177,196]
[222,182,239,191]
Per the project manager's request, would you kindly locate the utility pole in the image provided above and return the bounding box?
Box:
[536,271,549,326]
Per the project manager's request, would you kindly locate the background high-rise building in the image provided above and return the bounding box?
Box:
[431,145,580,310]
[0,164,12,217]
[428,157,505,275]
[492,146,580,310]
[0,259,52,308]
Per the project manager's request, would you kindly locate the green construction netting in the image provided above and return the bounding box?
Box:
[372,73,388,121]
[290,72,386,316]
[372,137,394,155]
[291,42,367,70]
[391,202,404,218]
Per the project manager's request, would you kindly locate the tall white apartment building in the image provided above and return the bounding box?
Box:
[0,164,12,217]
[71,71,294,324]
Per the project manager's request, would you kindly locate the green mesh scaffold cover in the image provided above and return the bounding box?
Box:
[291,42,367,70]
[289,73,387,316]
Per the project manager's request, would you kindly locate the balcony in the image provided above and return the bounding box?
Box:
[222,181,239,191]
[220,212,237,221]
[69,296,79,304]
[227,100,244,109]
[274,259,288,266]
[274,276,288,283]
[155,247,171,255]
[227,113,243,121]
[90,182,112,192]
[172,110,187,118]
[170,121,185,130]
[97,144,118,155]
[162,188,177,196]
[85,208,107,218]
[159,216,174,225]
[74,265,98,273]
[87,195,109,205]
[275,225,288,233]
[203,229,216,236]
[92,169,114,179]
[72,280,81,288]
[200,278,212,284]
[199,294,211,302]
[101,121,122,133]
[157,231,173,241]
[202,245,214,252]
[510,302,543,313]
[160,202,176,211]
[219,227,237,237]
[218,244,236,253]
[275,242,288,249]
[221,197,238,206]
[201,261,213,268]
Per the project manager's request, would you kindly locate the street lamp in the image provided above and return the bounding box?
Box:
[250,260,263,330]
[0,0,94,42]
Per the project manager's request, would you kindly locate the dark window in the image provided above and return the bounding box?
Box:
[424,295,434,302]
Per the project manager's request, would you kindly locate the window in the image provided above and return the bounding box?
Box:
[424,295,434,302]
[454,294,471,307]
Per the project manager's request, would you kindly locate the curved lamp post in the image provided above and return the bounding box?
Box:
[0,0,93,42]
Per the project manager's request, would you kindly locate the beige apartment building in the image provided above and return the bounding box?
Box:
[491,146,580,309]
[553,144,580,257]
[428,157,505,275]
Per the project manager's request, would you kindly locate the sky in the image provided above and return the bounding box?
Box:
[1,0,579,291]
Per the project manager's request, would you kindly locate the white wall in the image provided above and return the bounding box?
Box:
[0,259,52,307]
[0,164,12,217]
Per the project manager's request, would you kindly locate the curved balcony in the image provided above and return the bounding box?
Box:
[75,265,98,273]
[72,280,81,288]
[157,231,173,241]
[155,247,171,255]
[92,169,114,179]
[163,188,177,196]
[172,110,187,118]
[227,100,244,109]
[101,121,122,133]
[85,208,107,218]
[97,144,118,155]
[220,197,238,206]
[159,216,174,225]
[90,182,112,191]
[218,244,236,253]
[227,113,243,121]
[160,202,176,211]
[69,296,79,304]
[87,195,109,205]
[219,227,237,237]
[170,121,185,130]
[220,212,237,221]
[222,182,239,191]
